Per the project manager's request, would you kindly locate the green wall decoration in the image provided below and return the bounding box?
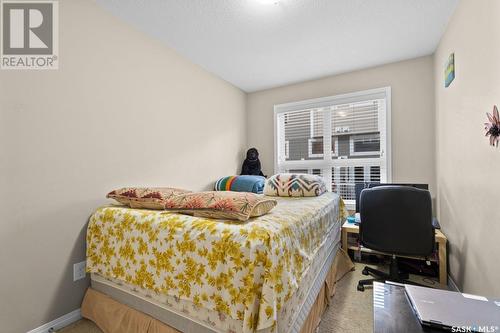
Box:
[444,53,455,88]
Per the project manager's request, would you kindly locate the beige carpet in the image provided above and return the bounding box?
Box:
[58,319,102,333]
[317,263,373,333]
[59,263,440,333]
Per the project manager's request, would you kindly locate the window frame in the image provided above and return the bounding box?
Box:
[273,87,392,208]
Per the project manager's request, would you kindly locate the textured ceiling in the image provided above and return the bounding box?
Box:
[95,0,459,92]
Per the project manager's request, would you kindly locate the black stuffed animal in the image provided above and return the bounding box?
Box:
[241,148,266,177]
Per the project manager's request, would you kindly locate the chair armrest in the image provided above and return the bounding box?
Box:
[432,217,441,229]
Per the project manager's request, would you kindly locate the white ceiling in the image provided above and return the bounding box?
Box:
[96,0,459,92]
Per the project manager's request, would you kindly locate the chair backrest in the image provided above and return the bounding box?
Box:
[359,186,435,256]
[355,182,429,212]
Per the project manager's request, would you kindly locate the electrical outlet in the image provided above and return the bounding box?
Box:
[73,261,86,281]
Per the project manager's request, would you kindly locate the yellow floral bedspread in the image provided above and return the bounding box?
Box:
[86,193,345,332]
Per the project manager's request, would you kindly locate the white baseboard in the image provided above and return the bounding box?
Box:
[448,274,460,292]
[26,308,81,333]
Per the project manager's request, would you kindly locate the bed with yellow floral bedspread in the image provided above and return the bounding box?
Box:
[86,192,346,332]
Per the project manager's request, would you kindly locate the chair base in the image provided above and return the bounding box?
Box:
[357,257,428,291]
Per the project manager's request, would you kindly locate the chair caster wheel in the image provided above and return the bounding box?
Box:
[362,268,369,275]
[357,284,365,292]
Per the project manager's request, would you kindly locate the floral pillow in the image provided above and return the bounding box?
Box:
[164,191,277,221]
[264,173,327,197]
[107,187,191,210]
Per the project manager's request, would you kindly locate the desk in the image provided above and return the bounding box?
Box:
[373,282,442,333]
[341,221,448,285]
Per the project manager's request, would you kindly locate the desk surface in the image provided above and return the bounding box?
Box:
[373,282,442,333]
[342,221,447,242]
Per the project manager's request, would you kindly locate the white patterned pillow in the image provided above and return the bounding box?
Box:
[264,173,327,197]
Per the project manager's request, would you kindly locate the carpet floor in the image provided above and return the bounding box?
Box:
[58,262,440,333]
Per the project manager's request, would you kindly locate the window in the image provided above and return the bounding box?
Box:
[274,87,391,209]
[308,137,338,158]
[284,141,290,159]
[350,133,380,156]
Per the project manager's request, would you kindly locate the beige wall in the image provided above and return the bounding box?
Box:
[434,0,500,296]
[247,56,436,194]
[0,1,246,332]
[3,1,499,331]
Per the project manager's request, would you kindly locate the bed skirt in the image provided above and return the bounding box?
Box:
[81,249,354,333]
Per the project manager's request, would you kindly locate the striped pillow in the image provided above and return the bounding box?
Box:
[214,175,266,194]
[264,173,327,197]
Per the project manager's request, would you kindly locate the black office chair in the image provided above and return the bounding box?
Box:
[357,186,435,291]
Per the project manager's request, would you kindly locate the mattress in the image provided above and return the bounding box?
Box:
[86,193,345,332]
[91,224,340,333]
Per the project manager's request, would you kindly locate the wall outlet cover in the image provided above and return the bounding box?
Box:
[73,261,86,281]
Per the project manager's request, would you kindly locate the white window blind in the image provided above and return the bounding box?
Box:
[274,87,391,209]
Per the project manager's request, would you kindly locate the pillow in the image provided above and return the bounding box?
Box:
[164,191,277,221]
[264,173,327,197]
[214,175,266,194]
[107,187,191,210]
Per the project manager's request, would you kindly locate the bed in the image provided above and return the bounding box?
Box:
[83,192,351,333]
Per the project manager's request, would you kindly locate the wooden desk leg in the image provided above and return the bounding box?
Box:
[342,229,348,251]
[438,240,447,285]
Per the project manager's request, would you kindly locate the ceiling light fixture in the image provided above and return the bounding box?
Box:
[256,0,280,5]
